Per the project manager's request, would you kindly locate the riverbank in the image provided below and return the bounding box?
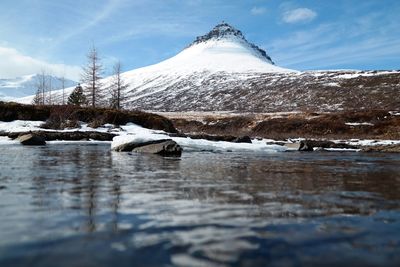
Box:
[1,118,400,153]
[1,102,400,153]
[160,110,400,140]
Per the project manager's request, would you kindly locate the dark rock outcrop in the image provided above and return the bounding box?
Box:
[188,23,274,64]
[17,134,46,146]
[304,140,358,149]
[9,131,116,141]
[299,141,314,151]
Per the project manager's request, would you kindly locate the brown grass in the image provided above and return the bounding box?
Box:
[171,110,400,140]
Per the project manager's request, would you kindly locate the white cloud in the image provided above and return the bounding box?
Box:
[251,6,267,15]
[282,8,317,24]
[0,46,81,80]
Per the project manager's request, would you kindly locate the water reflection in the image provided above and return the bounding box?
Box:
[0,145,400,266]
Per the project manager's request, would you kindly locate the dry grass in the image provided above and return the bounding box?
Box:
[170,110,400,140]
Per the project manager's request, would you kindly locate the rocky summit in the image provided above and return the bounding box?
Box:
[189,22,274,64]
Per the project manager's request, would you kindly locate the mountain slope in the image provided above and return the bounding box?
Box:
[16,23,400,112]
[0,74,76,101]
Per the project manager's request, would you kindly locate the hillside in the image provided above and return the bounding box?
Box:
[16,23,400,112]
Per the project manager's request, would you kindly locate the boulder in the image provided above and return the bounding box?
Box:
[299,140,314,151]
[18,134,46,146]
[284,143,301,150]
[113,139,172,152]
[132,140,182,156]
[284,141,314,151]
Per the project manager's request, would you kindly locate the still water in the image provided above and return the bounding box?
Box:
[0,144,399,267]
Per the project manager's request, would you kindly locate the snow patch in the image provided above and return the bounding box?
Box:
[112,123,286,153]
[345,122,374,126]
[325,82,340,87]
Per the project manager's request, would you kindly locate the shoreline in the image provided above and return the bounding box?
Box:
[1,123,400,153]
[1,102,400,153]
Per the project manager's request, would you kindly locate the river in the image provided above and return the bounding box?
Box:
[0,144,399,266]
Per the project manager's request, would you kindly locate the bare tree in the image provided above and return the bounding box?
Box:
[33,70,47,105]
[47,75,52,105]
[58,75,66,105]
[81,45,103,107]
[109,61,128,110]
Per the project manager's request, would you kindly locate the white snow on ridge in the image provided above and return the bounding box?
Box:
[124,38,293,75]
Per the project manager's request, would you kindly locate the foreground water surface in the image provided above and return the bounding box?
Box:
[0,144,400,267]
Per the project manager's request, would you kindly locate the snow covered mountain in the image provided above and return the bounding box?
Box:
[0,74,76,101]
[122,22,292,74]
[16,23,400,112]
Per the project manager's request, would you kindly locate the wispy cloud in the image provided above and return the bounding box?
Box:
[268,10,400,70]
[101,22,197,45]
[282,8,317,24]
[53,0,123,45]
[0,46,81,80]
[251,6,267,15]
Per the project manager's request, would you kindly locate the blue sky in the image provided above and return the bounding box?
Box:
[0,0,399,80]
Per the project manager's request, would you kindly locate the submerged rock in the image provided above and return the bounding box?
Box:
[17,134,46,146]
[113,139,183,156]
[132,140,182,156]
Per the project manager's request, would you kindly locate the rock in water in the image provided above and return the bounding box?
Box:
[299,140,314,151]
[284,143,301,150]
[132,140,182,156]
[284,141,313,151]
[18,134,46,146]
[113,139,172,152]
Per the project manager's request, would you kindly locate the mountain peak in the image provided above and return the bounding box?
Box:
[188,22,274,64]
